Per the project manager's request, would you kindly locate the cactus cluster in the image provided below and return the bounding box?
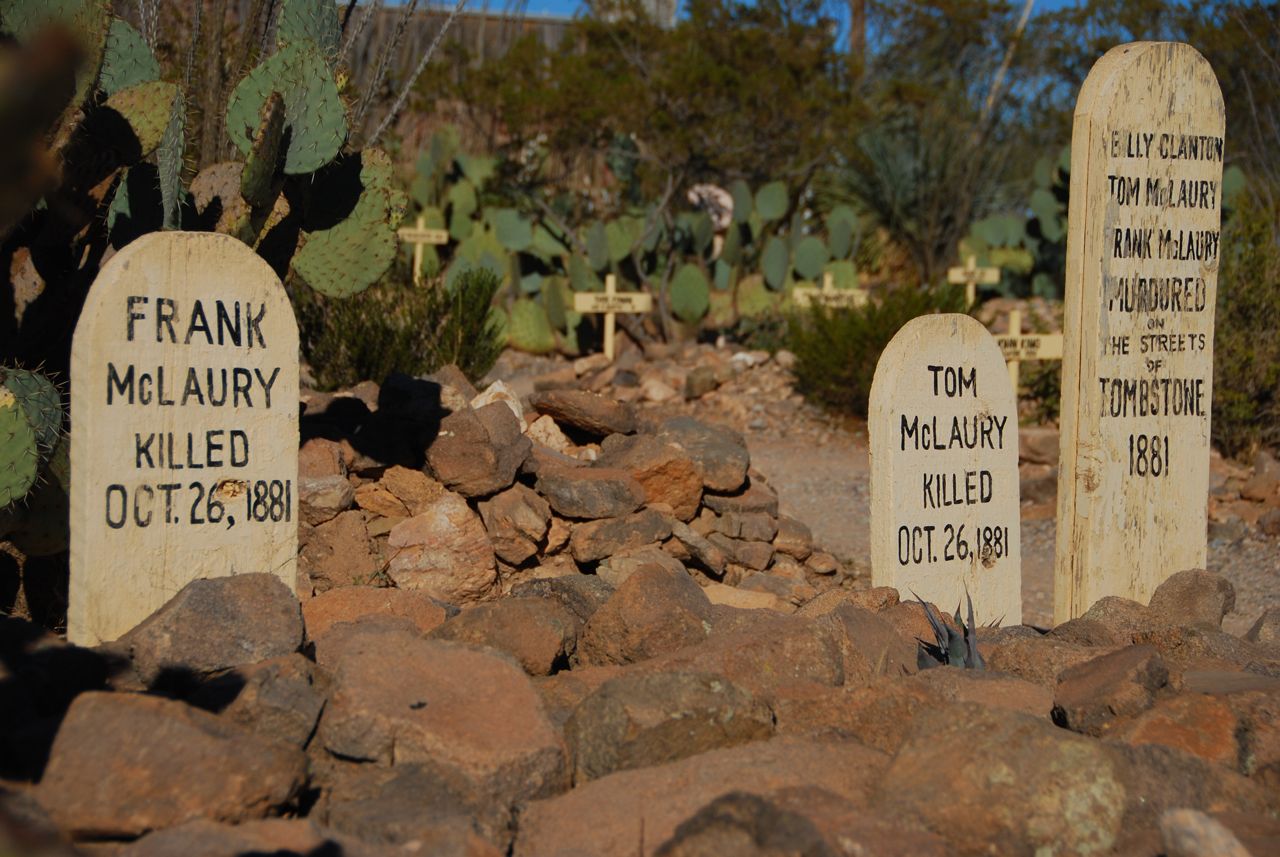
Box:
[0,367,68,554]
[915,591,986,671]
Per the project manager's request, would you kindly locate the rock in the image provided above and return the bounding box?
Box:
[570,509,673,563]
[298,511,380,593]
[1046,618,1121,647]
[597,434,702,521]
[702,581,790,612]
[1051,644,1169,736]
[683,366,719,399]
[985,635,1100,687]
[1018,426,1059,466]
[310,617,425,673]
[118,819,394,857]
[1082,595,1154,642]
[298,438,354,525]
[514,737,888,857]
[907,668,1053,717]
[877,702,1126,856]
[566,672,774,782]
[301,586,449,638]
[597,547,687,588]
[478,484,552,566]
[1108,741,1275,828]
[429,364,480,401]
[771,516,813,561]
[380,466,446,516]
[827,604,917,681]
[528,390,636,436]
[804,552,839,576]
[1132,625,1280,683]
[534,665,627,728]
[668,520,728,576]
[37,692,305,839]
[116,574,303,688]
[526,414,575,455]
[536,466,645,519]
[1113,693,1239,767]
[1240,449,1280,502]
[798,587,899,617]
[387,491,497,602]
[316,638,567,805]
[641,377,679,402]
[509,575,615,625]
[1148,569,1236,630]
[426,403,531,498]
[353,482,410,518]
[472,380,527,431]
[1247,607,1280,645]
[188,653,328,748]
[544,515,572,553]
[654,417,749,493]
[430,598,579,676]
[769,679,930,753]
[702,477,778,516]
[576,565,712,666]
[1160,809,1252,857]
[653,792,833,857]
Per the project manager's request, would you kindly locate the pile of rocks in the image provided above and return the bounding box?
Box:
[4,567,1279,856]
[297,367,843,613]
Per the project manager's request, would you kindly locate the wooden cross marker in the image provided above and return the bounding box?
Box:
[947,255,1001,306]
[397,215,449,284]
[996,308,1064,391]
[572,274,653,361]
[793,272,869,309]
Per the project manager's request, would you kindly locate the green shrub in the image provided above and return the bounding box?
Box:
[1213,195,1280,459]
[786,284,967,417]
[295,264,505,391]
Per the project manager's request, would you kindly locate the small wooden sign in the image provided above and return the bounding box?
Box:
[869,314,1022,626]
[1055,43,1224,623]
[947,256,1001,306]
[996,309,1064,390]
[69,232,300,644]
[792,272,869,309]
[572,274,653,361]
[397,215,450,284]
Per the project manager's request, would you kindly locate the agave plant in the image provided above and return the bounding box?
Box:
[914,589,986,670]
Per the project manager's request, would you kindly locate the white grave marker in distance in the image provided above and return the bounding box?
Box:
[947,256,1001,307]
[996,308,1064,391]
[69,232,300,644]
[397,215,450,284]
[792,272,869,309]
[869,314,1022,626]
[572,274,653,361]
[1055,43,1224,623]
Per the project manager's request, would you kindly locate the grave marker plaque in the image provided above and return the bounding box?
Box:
[69,232,299,644]
[869,314,1021,626]
[1055,43,1224,623]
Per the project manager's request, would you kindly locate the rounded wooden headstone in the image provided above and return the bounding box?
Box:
[1055,43,1224,623]
[869,314,1021,626]
[69,232,299,644]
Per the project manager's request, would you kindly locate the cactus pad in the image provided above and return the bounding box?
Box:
[158,91,185,229]
[240,92,286,209]
[1,367,63,453]
[105,79,180,158]
[226,41,346,175]
[0,390,39,507]
[793,236,830,281]
[277,0,340,59]
[99,18,159,96]
[670,264,710,324]
[754,181,787,222]
[761,236,790,291]
[507,298,556,354]
[493,208,533,252]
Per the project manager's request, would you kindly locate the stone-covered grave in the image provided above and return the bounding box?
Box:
[295,367,838,614]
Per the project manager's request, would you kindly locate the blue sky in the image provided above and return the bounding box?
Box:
[508,0,1083,23]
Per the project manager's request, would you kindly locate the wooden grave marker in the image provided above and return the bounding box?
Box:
[869,314,1022,626]
[69,232,300,644]
[792,272,869,309]
[947,255,1001,307]
[573,274,653,361]
[996,308,1064,391]
[1055,42,1224,623]
[397,215,450,284]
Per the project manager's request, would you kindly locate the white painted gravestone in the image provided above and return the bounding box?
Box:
[870,314,1021,626]
[69,232,299,644]
[573,274,653,361]
[1055,43,1224,623]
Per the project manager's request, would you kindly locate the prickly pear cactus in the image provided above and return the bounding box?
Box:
[104,79,180,156]
[0,389,40,508]
[225,40,346,175]
[277,0,340,59]
[670,264,710,324]
[99,18,159,96]
[1,368,62,454]
[507,298,556,354]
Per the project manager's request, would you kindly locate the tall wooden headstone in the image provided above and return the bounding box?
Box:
[69,233,300,644]
[869,314,1021,626]
[1055,43,1224,623]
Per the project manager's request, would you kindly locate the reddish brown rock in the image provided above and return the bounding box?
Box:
[298,438,354,525]
[711,511,778,542]
[37,692,306,839]
[576,565,712,666]
[1052,644,1169,736]
[798,587,900,617]
[910,668,1052,717]
[1114,693,1239,767]
[651,792,832,857]
[528,389,636,436]
[310,616,426,672]
[188,653,328,749]
[509,575,614,625]
[985,635,1100,687]
[430,598,579,676]
[707,533,774,571]
[771,678,931,753]
[1247,607,1280,645]
[1147,569,1236,631]
[536,467,645,520]
[514,737,889,857]
[668,520,728,576]
[655,417,751,494]
[771,516,813,561]
[478,484,552,566]
[1240,450,1280,502]
[301,585,449,638]
[701,477,779,516]
[317,638,567,804]
[597,434,702,521]
[566,672,774,782]
[380,465,446,515]
[117,573,304,687]
[534,665,627,727]
[426,403,531,498]
[118,819,404,857]
[1081,595,1154,642]
[298,511,380,593]
[570,509,673,563]
[1132,625,1280,684]
[387,491,496,603]
[596,547,687,588]
[702,581,791,612]
[352,482,409,518]
[828,604,917,681]
[1047,618,1122,647]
